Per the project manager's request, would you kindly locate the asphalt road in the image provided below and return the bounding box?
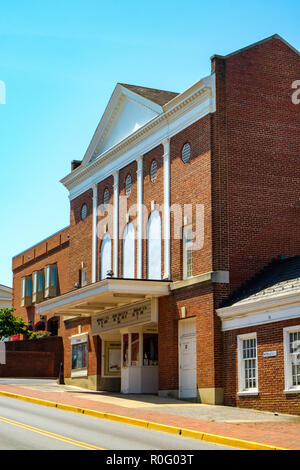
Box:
[0,395,237,450]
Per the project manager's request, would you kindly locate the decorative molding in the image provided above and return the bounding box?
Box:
[61,75,216,201]
[217,291,300,331]
[92,184,98,283]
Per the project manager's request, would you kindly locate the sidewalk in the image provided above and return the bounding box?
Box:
[0,379,299,450]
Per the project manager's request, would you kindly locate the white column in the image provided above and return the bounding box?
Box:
[163,138,171,279]
[92,184,98,283]
[113,171,119,278]
[136,156,143,279]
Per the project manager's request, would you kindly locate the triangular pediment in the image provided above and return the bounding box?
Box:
[81,84,178,166]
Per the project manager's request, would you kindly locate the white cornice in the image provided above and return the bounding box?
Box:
[61,74,216,201]
[217,288,300,331]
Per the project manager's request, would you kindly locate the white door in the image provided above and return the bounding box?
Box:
[179,319,197,399]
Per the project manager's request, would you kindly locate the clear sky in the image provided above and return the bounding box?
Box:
[0,0,299,287]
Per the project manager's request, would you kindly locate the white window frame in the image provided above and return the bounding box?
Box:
[283,325,300,393]
[100,234,112,280]
[237,332,258,396]
[183,224,193,280]
[122,223,135,279]
[71,333,88,378]
[147,210,162,280]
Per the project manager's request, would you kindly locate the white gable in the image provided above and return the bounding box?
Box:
[82,84,163,166]
[95,97,158,157]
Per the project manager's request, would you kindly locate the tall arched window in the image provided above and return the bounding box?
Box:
[100,234,112,280]
[123,223,135,278]
[147,211,162,280]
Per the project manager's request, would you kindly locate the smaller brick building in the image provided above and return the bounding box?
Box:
[217,256,300,414]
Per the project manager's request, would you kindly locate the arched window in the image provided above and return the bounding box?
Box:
[147,211,162,280]
[123,223,135,278]
[100,234,112,280]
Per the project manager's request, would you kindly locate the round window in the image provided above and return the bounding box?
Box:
[81,204,87,220]
[150,160,157,183]
[125,174,132,196]
[103,188,110,208]
[181,143,191,163]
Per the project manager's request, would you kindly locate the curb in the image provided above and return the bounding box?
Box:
[0,390,288,451]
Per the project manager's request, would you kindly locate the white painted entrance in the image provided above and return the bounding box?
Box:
[179,318,197,399]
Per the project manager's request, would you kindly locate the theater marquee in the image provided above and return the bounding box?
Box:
[91,299,158,335]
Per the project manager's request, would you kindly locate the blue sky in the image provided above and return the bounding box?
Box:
[0,0,299,286]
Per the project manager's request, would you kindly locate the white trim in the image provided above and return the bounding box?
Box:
[37,278,170,315]
[80,84,163,166]
[136,156,143,278]
[61,75,216,201]
[183,224,193,280]
[163,138,171,280]
[92,184,98,283]
[71,369,88,378]
[283,325,300,393]
[113,171,119,277]
[217,290,300,331]
[237,332,258,395]
[70,332,89,345]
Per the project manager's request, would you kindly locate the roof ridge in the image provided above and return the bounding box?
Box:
[118,83,179,107]
[119,82,178,93]
[220,255,300,308]
[210,33,300,60]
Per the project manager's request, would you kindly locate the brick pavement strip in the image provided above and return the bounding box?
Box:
[0,385,298,450]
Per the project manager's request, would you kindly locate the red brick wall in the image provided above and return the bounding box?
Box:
[213,37,300,294]
[118,160,138,278]
[170,117,213,282]
[69,189,93,288]
[97,176,114,281]
[0,336,63,378]
[159,284,216,392]
[62,317,100,379]
[12,227,70,328]
[223,318,300,415]
[142,144,164,279]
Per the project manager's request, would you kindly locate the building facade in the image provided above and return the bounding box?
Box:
[217,256,300,415]
[12,35,300,412]
[0,284,12,309]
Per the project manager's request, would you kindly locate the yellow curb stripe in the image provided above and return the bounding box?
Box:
[0,415,105,450]
[0,390,289,451]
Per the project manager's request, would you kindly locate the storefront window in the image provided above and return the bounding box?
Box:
[72,342,88,370]
[131,333,139,366]
[105,341,121,376]
[143,333,158,366]
[123,334,129,367]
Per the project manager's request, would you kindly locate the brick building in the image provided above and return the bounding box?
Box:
[12,34,300,413]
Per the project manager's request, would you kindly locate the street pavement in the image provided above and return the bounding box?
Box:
[0,379,299,449]
[0,395,235,450]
